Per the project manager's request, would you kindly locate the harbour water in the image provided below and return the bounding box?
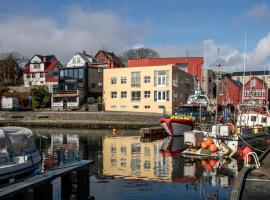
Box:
[32,127,242,200]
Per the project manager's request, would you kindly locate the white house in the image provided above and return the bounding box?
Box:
[23,55,62,90]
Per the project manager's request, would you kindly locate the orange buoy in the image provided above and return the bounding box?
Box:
[205,164,212,172]
[209,158,217,167]
[112,128,117,135]
[209,144,218,152]
[201,159,207,167]
[201,142,208,149]
[205,137,213,147]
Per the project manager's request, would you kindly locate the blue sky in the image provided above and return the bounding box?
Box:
[0,0,270,70]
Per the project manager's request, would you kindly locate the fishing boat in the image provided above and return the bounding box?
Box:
[159,117,193,137]
[0,126,42,183]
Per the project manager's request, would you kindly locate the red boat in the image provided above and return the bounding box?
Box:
[160,117,193,137]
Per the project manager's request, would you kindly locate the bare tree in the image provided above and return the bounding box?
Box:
[0,52,27,86]
[120,48,160,64]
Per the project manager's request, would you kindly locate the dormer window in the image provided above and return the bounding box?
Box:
[251,79,256,87]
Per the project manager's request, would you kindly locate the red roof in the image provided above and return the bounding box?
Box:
[127,57,204,79]
[46,76,58,83]
[45,61,59,72]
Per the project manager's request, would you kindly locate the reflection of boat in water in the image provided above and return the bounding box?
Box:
[0,127,41,183]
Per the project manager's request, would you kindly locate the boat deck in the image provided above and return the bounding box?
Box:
[230,147,270,200]
[241,150,270,200]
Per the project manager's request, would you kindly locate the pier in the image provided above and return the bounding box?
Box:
[230,147,270,200]
[0,160,94,200]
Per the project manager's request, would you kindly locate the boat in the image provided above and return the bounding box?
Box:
[0,126,42,183]
[159,117,193,137]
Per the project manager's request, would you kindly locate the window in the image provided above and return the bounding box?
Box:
[251,79,256,87]
[78,68,84,79]
[144,91,150,98]
[32,73,35,78]
[73,58,76,63]
[250,116,256,122]
[111,77,117,84]
[121,77,127,84]
[154,70,168,87]
[131,91,141,101]
[261,117,267,123]
[120,105,127,109]
[154,91,169,102]
[121,91,127,98]
[131,72,141,87]
[111,91,117,98]
[98,82,103,87]
[74,69,78,78]
[111,105,117,109]
[133,105,139,109]
[64,69,69,77]
[144,105,150,109]
[98,68,103,73]
[68,69,73,78]
[27,74,30,78]
[33,64,40,69]
[77,57,80,63]
[91,83,95,88]
[144,76,150,83]
[40,73,44,78]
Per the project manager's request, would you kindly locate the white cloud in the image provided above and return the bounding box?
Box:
[245,3,269,21]
[0,7,142,62]
[154,33,270,71]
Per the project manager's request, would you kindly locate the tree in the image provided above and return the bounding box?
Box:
[0,52,27,86]
[30,86,51,108]
[120,48,160,64]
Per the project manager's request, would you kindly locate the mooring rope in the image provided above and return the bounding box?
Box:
[238,135,264,153]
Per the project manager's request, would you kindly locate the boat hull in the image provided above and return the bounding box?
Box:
[160,118,193,137]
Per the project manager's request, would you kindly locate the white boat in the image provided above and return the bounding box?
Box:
[0,126,42,183]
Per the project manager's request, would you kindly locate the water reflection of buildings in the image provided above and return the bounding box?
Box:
[103,135,239,188]
[103,136,195,182]
[43,133,80,170]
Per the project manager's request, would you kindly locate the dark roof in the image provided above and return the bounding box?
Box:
[232,71,270,76]
[95,50,124,67]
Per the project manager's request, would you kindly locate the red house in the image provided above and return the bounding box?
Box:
[218,76,242,106]
[95,50,124,68]
[127,57,203,82]
[242,76,270,105]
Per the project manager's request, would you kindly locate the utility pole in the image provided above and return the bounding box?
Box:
[215,48,220,123]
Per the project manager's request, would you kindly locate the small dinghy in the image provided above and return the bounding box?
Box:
[0,126,42,183]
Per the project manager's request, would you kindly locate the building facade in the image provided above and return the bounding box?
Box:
[103,64,194,114]
[127,57,203,82]
[217,76,242,106]
[242,76,270,105]
[52,52,104,110]
[23,55,61,90]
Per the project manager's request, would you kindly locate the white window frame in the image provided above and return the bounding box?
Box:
[121,91,127,98]
[111,91,117,98]
[144,76,150,83]
[154,90,169,102]
[144,91,150,98]
[121,77,127,84]
[154,70,169,87]
[111,77,117,84]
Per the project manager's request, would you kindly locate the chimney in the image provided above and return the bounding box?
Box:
[83,50,86,55]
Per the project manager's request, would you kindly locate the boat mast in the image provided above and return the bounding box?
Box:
[215,48,220,123]
[242,33,247,104]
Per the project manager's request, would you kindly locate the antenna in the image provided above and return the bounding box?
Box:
[204,40,207,94]
[215,48,221,123]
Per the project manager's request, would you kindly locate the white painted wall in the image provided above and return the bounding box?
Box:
[66,54,86,67]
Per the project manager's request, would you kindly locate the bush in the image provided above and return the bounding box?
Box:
[30,86,51,108]
[0,85,9,93]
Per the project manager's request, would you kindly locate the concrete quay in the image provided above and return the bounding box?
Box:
[0,111,161,129]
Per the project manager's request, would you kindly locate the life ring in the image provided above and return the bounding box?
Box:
[226,122,236,135]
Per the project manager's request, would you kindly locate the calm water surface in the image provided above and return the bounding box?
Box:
[32,128,241,200]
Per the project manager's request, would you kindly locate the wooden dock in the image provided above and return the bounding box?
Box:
[230,147,270,200]
[0,160,94,200]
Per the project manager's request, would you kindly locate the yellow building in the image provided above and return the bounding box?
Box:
[103,65,194,114]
